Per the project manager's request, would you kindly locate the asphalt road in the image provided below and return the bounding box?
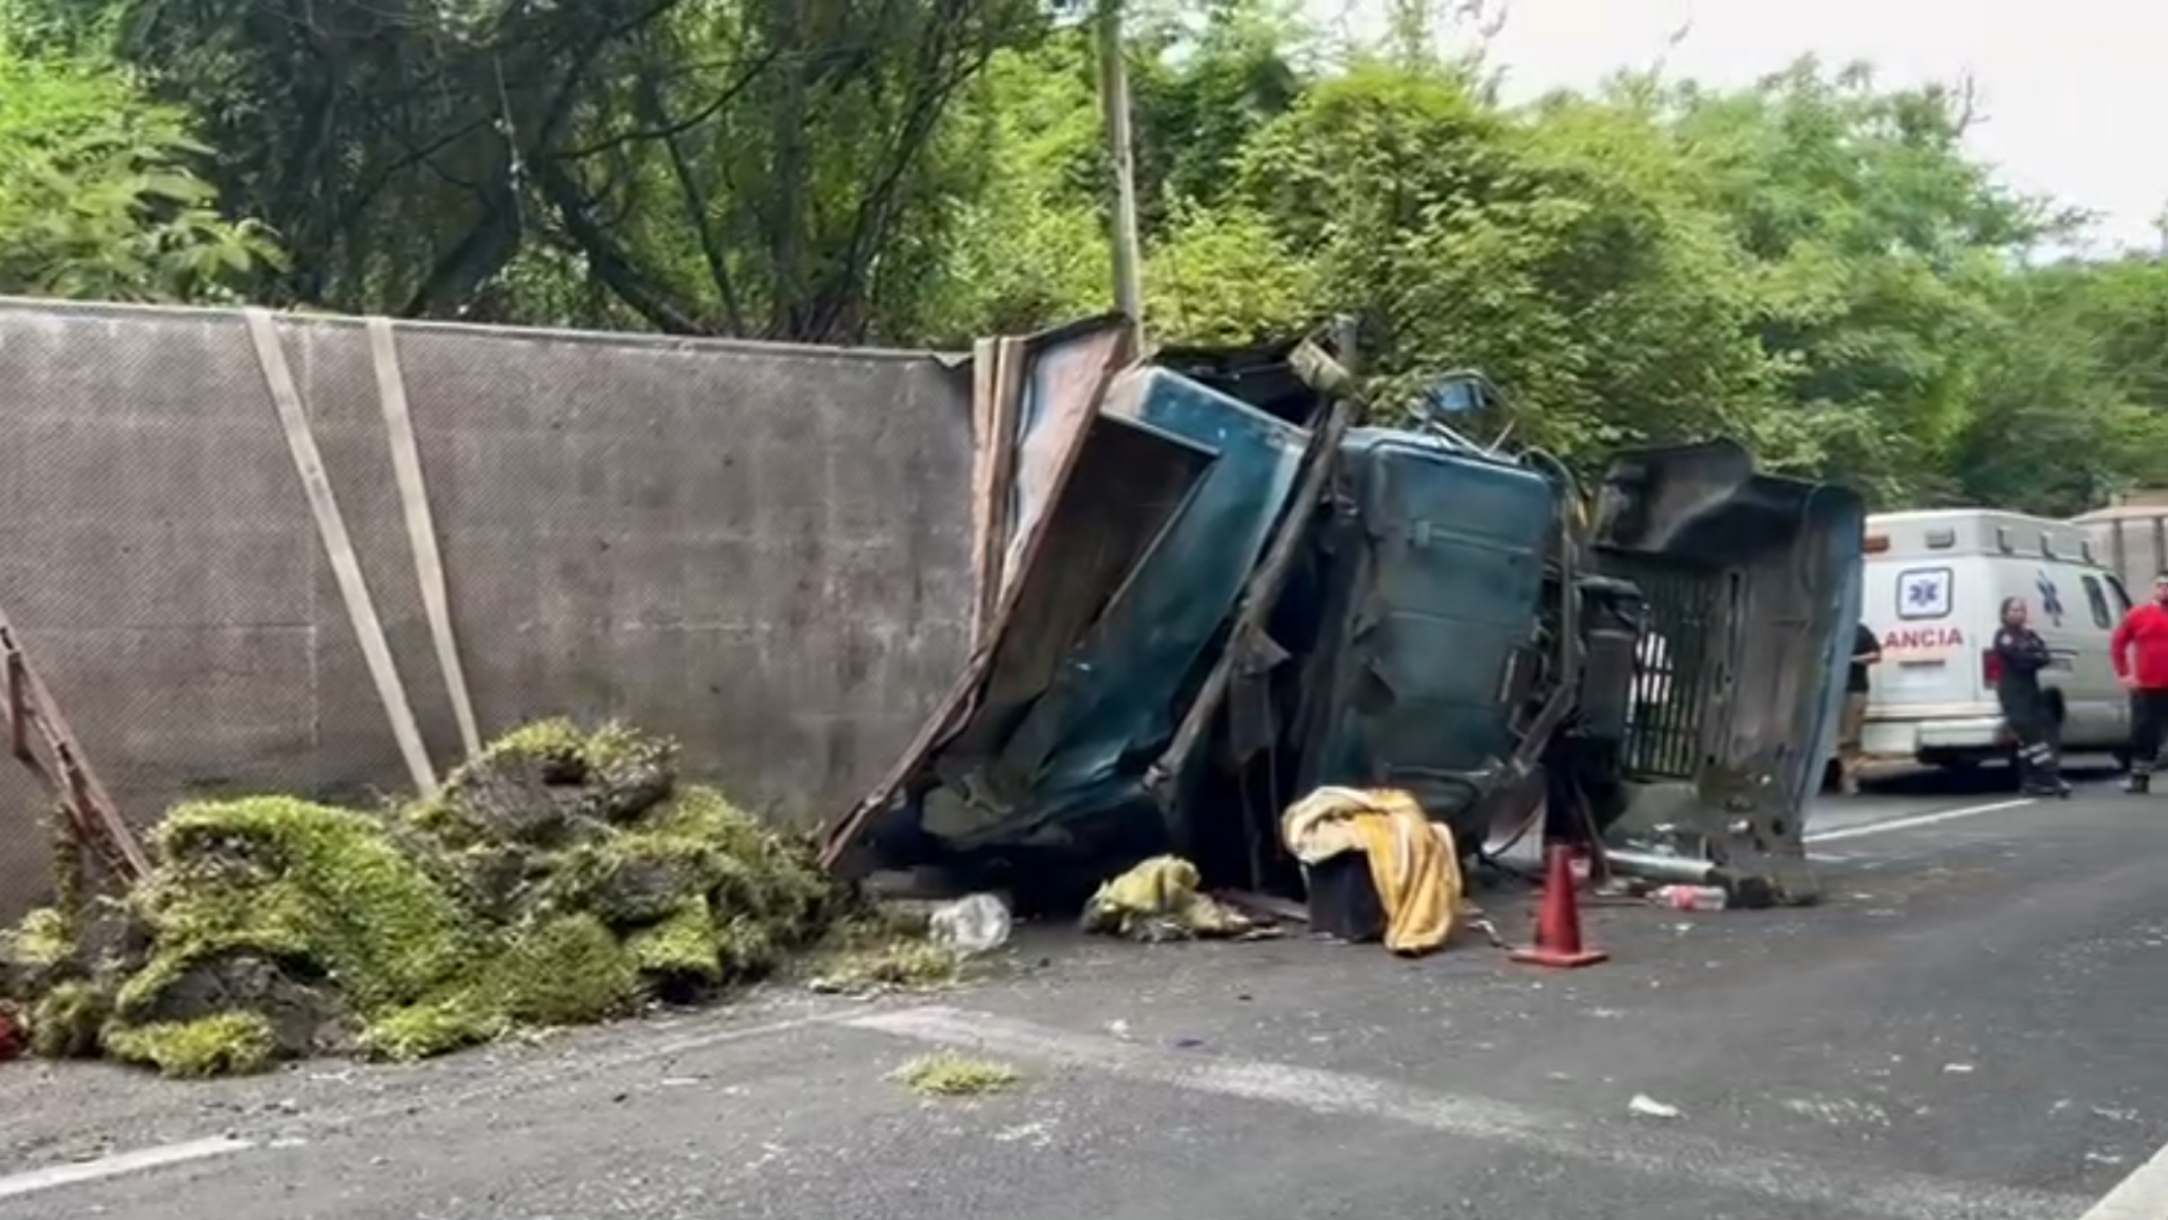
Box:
[5,764,2166,1220]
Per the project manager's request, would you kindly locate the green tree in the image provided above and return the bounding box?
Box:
[1947,254,2168,513]
[34,0,1046,341]
[1657,60,2075,503]
[917,2,1318,343]
[1233,62,1776,456]
[0,34,276,302]
[915,34,1112,342]
[1127,0,1311,230]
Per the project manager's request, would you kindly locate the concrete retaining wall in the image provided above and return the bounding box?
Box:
[0,300,975,917]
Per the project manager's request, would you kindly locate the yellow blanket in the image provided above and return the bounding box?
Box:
[1281,786,1460,955]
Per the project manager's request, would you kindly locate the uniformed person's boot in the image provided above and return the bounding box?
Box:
[2018,750,2047,796]
[2035,749,2072,799]
[2015,742,2064,797]
[2037,754,2072,801]
[2126,768,2151,795]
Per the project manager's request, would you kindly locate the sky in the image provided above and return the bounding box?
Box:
[1346,0,2166,255]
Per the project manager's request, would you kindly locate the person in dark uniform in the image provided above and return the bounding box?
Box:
[1835,623,1881,795]
[1993,596,2070,798]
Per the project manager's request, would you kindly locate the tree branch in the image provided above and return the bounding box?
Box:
[555,47,783,159]
[532,157,709,334]
[400,193,523,317]
[810,6,995,339]
[634,65,747,334]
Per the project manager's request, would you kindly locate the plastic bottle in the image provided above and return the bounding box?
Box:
[1651,884,1729,912]
[929,892,1013,955]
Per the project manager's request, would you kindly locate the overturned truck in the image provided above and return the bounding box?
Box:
[823,316,1865,910]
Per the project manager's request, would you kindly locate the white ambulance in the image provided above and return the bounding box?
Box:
[1860,509,2134,769]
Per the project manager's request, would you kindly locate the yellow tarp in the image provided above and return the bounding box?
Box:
[1281,786,1460,955]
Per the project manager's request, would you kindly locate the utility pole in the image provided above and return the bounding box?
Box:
[1095,0,1145,347]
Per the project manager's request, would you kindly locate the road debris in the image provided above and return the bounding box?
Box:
[1080,856,1267,942]
[890,1052,1022,1097]
[1628,1093,1684,1120]
[1781,1096,1893,1128]
[1216,890,1309,925]
[929,893,1013,956]
[1283,788,1460,955]
[1651,884,1730,912]
[803,931,963,996]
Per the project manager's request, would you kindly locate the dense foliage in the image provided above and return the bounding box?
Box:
[4,0,2167,512]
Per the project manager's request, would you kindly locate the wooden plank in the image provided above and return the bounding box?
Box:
[981,336,1027,628]
[367,316,482,759]
[244,309,439,796]
[968,337,1000,648]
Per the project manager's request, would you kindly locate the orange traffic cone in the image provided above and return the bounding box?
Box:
[1511,845,1609,968]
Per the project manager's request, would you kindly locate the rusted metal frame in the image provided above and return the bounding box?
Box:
[0,610,149,883]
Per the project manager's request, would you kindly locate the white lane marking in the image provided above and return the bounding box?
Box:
[849,1006,2087,1220]
[0,1136,252,1201]
[2079,1138,2168,1220]
[1805,798,2036,844]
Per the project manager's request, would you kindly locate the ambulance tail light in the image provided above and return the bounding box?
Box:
[1982,648,2001,686]
[1864,534,1891,554]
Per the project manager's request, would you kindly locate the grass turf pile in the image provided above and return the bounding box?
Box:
[401,720,839,998]
[889,1051,1021,1097]
[5,719,870,1077]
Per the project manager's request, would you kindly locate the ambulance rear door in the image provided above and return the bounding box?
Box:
[1861,553,1995,719]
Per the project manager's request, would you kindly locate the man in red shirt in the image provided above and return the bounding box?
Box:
[2111,572,2168,793]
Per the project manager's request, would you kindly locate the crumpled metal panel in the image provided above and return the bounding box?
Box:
[993,369,1306,794]
[1592,439,1865,903]
[821,365,1307,871]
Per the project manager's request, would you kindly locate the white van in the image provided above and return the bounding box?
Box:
[1860,509,2134,769]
